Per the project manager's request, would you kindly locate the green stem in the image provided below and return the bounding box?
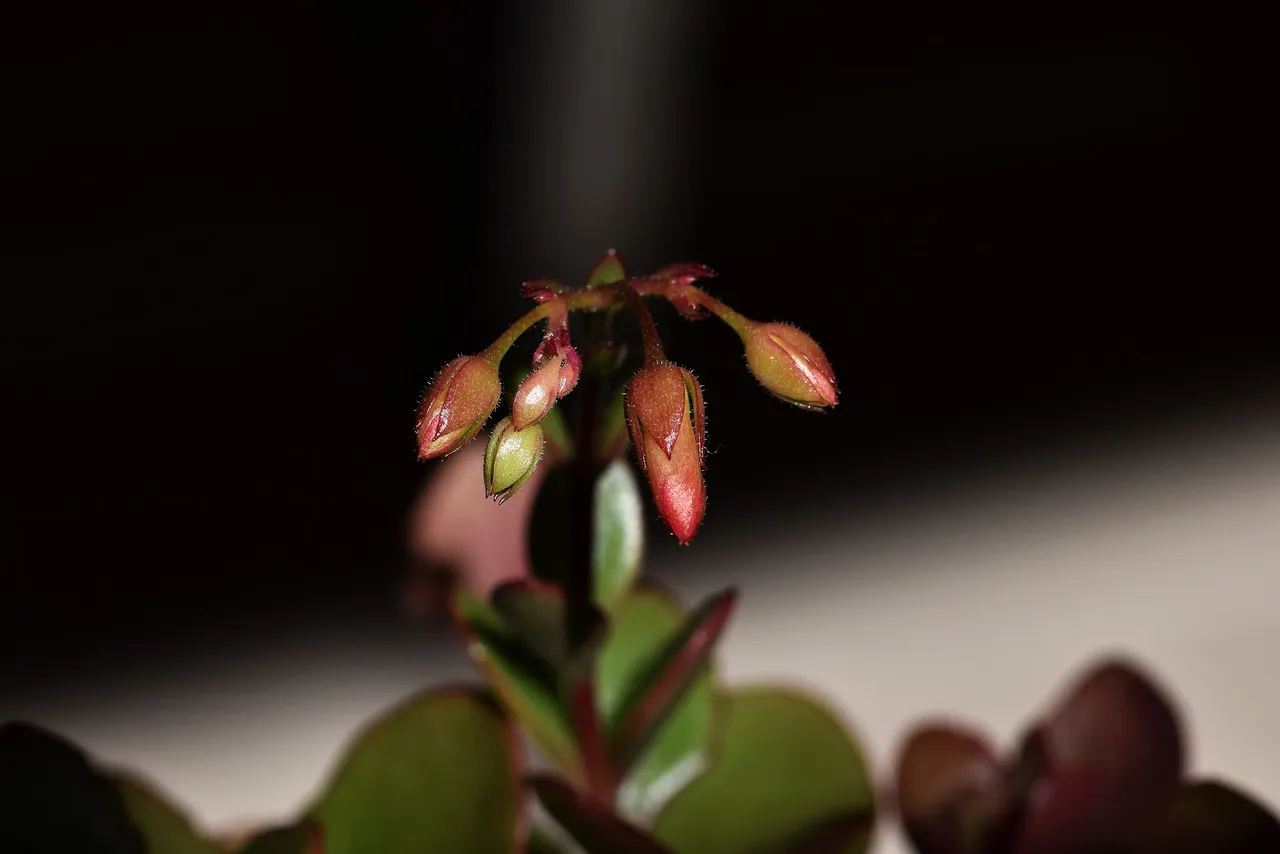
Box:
[631,280,755,341]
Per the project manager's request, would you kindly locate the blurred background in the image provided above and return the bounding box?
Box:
[2,2,1275,848]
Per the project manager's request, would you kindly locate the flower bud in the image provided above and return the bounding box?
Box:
[416,356,501,460]
[743,322,838,410]
[483,417,545,504]
[623,363,706,544]
[512,354,562,430]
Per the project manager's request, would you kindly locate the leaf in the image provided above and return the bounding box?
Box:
[530,775,671,854]
[591,460,645,613]
[609,588,737,775]
[310,687,523,854]
[491,580,571,670]
[453,588,581,776]
[893,722,1002,853]
[237,820,323,854]
[0,721,146,854]
[651,687,875,854]
[527,825,574,854]
[595,589,718,821]
[113,773,223,854]
[586,249,628,288]
[1133,779,1280,854]
[527,461,645,615]
[1041,657,1185,844]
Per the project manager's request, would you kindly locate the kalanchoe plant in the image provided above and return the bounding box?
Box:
[3,250,1277,854]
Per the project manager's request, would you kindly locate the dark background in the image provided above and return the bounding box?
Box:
[2,5,1271,694]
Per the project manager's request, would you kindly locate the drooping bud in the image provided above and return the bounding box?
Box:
[623,363,706,544]
[483,417,545,504]
[743,322,838,410]
[416,356,501,460]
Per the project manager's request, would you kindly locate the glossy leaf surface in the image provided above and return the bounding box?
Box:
[652,687,875,854]
[311,688,522,854]
[595,588,717,820]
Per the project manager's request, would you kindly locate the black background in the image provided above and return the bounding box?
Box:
[2,5,1271,693]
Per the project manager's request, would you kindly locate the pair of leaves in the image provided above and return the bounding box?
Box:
[894,656,1280,854]
[453,580,729,817]
[1,686,525,854]
[532,687,876,854]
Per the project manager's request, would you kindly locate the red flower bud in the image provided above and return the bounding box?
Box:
[744,322,838,410]
[415,356,501,460]
[624,363,706,544]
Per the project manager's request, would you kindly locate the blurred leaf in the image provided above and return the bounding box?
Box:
[491,580,570,669]
[237,820,323,854]
[528,462,644,615]
[780,813,876,854]
[114,773,223,854]
[651,687,875,854]
[610,588,737,776]
[531,775,671,854]
[893,722,1002,854]
[0,721,145,854]
[586,249,628,287]
[591,460,644,613]
[1042,657,1184,845]
[595,589,717,820]
[527,825,574,854]
[453,589,581,775]
[311,687,522,854]
[528,466,572,588]
[1132,779,1280,854]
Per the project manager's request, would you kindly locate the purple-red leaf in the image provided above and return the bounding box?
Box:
[530,775,671,854]
[893,723,1003,854]
[609,588,738,774]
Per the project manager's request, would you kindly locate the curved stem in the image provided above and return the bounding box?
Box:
[479,289,614,365]
[614,283,667,365]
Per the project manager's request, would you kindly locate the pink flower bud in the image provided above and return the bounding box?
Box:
[623,363,706,544]
[512,353,563,430]
[415,356,501,460]
[744,322,838,410]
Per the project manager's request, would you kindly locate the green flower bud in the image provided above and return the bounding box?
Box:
[483,417,546,504]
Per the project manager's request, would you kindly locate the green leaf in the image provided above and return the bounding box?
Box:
[591,460,645,613]
[1134,779,1280,853]
[237,820,323,854]
[453,588,581,775]
[491,580,571,669]
[527,461,645,615]
[596,589,717,820]
[311,687,523,854]
[114,773,224,854]
[609,588,736,777]
[651,687,875,854]
[531,775,671,854]
[0,721,145,854]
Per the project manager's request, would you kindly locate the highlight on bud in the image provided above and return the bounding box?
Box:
[513,339,582,430]
[743,322,838,410]
[483,417,545,504]
[416,356,502,460]
[623,363,707,544]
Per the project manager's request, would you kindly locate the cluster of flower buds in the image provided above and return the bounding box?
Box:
[414,250,838,544]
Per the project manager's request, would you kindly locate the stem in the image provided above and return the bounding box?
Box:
[632,279,755,340]
[478,289,614,365]
[615,282,668,365]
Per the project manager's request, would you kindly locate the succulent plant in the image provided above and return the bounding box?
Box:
[2,251,1274,853]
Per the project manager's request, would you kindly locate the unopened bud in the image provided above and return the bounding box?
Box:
[624,363,706,544]
[416,356,501,460]
[744,322,838,410]
[514,338,582,429]
[483,417,545,504]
